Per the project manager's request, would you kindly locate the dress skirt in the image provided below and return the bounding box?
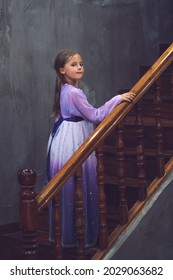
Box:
[47,119,98,248]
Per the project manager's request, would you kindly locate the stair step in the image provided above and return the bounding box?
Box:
[0,230,109,260]
[123,120,173,151]
[139,62,173,77]
[125,116,173,127]
[104,154,159,177]
[129,100,173,120]
[0,230,53,260]
[104,119,173,151]
[104,145,173,158]
[143,94,173,101]
[104,175,151,188]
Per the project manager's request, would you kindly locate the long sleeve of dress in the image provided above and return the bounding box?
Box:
[64,86,123,124]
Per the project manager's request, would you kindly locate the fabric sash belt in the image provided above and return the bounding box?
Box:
[47,115,84,181]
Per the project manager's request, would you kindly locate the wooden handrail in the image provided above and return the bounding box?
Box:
[37,43,173,212]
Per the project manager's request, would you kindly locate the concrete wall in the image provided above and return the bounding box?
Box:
[0,0,173,224]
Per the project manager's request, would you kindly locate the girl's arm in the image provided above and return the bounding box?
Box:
[68,88,135,124]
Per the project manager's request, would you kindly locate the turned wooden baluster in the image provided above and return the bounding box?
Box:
[171,65,173,94]
[154,78,165,177]
[18,168,38,259]
[53,193,63,259]
[74,167,85,259]
[135,101,147,200]
[116,121,128,225]
[96,142,108,250]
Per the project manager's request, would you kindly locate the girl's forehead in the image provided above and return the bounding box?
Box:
[67,53,82,63]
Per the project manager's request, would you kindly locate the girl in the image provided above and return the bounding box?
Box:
[47,50,135,248]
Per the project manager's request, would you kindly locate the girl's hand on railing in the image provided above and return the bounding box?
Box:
[121,91,136,102]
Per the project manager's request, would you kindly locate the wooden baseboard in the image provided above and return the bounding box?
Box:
[0,222,20,235]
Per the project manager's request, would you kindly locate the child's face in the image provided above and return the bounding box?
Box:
[60,53,84,86]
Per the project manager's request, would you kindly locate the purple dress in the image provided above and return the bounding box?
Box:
[47,83,122,248]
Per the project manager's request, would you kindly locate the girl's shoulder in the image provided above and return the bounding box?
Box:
[62,83,84,96]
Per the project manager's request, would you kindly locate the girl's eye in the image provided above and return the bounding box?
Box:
[70,62,83,67]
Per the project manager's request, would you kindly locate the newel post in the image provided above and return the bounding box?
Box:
[18,169,38,259]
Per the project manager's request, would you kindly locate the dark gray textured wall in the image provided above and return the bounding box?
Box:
[0,0,173,224]
[110,179,173,260]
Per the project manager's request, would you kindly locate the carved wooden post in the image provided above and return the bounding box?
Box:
[96,142,108,250]
[154,78,165,177]
[53,193,63,260]
[135,101,147,201]
[18,169,38,259]
[116,121,128,225]
[74,167,85,259]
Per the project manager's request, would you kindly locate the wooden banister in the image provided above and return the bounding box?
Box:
[37,43,173,212]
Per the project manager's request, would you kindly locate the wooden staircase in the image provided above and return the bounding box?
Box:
[1,43,173,260]
[103,49,173,237]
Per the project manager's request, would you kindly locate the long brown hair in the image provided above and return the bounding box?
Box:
[52,50,79,116]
